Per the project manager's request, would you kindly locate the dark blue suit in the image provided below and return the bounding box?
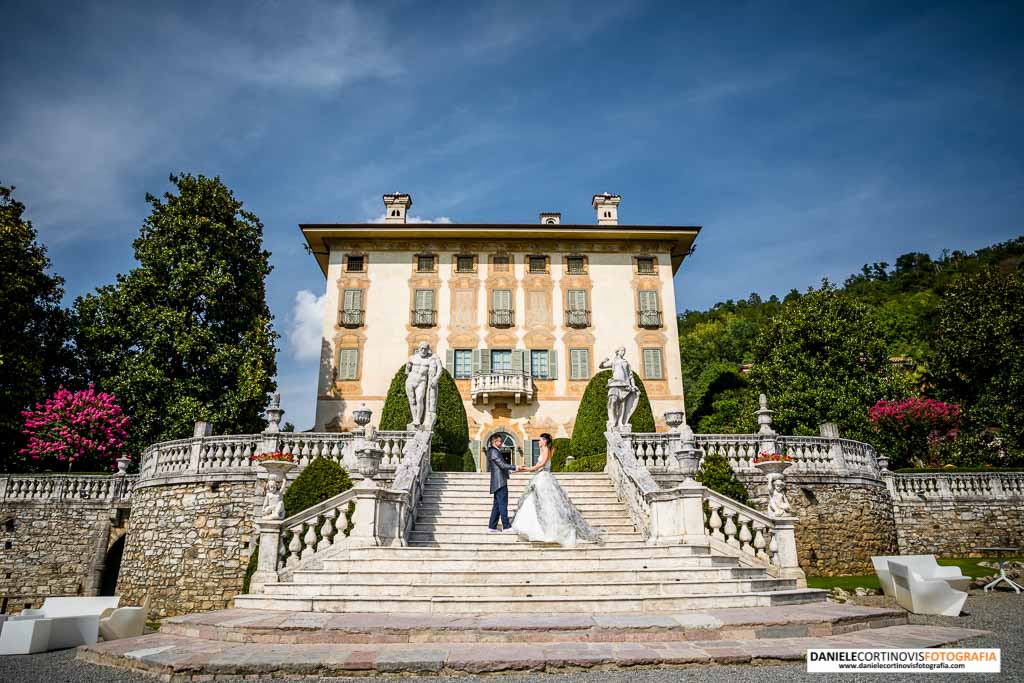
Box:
[487,445,516,529]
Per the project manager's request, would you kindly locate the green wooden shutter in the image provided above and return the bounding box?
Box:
[643,348,663,379]
[415,289,434,310]
[638,290,658,311]
[342,289,362,311]
[512,350,526,376]
[480,349,491,374]
[570,349,589,379]
[446,349,455,373]
[548,350,558,379]
[471,349,481,374]
[339,349,359,380]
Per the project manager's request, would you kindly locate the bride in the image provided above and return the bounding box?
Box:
[511,433,603,546]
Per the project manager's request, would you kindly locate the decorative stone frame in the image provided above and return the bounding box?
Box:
[413,252,438,274]
[452,253,478,274]
[634,254,658,275]
[563,254,589,276]
[343,252,368,273]
[332,331,366,397]
[526,254,550,275]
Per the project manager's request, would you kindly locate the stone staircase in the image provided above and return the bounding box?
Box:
[236,471,826,613]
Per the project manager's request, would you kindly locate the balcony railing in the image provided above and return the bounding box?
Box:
[565,309,591,328]
[471,370,533,404]
[340,309,364,328]
[411,309,436,327]
[490,309,514,328]
[638,310,663,328]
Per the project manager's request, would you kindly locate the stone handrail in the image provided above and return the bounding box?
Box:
[886,471,1024,502]
[138,430,416,483]
[626,432,880,477]
[0,473,137,502]
[279,488,359,569]
[608,431,804,583]
[703,488,798,574]
[388,430,434,543]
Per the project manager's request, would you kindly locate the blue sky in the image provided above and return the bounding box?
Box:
[2,1,1022,430]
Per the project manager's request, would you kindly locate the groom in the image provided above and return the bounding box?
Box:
[487,434,517,532]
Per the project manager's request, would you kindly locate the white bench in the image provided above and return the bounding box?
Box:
[888,561,968,616]
[871,555,970,597]
[0,596,120,655]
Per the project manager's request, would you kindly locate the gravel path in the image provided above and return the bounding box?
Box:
[2,592,1021,683]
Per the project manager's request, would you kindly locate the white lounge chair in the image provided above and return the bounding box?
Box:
[888,561,968,617]
[0,596,120,655]
[98,606,147,641]
[871,555,970,597]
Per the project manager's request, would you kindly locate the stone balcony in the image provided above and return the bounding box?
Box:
[470,370,534,404]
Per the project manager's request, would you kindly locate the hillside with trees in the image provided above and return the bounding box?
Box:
[679,236,1024,467]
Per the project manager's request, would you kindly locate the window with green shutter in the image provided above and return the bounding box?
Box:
[567,289,587,311]
[530,349,549,378]
[338,348,359,380]
[638,290,658,311]
[643,348,664,379]
[453,349,472,378]
[569,348,589,380]
[491,349,512,372]
[638,290,661,328]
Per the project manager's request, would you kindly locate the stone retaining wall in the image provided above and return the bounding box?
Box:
[0,499,125,613]
[891,494,1024,557]
[117,479,259,618]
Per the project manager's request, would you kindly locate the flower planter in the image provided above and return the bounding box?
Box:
[259,460,296,482]
[753,459,793,478]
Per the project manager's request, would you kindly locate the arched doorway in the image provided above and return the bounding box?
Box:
[99,536,126,596]
[483,430,519,470]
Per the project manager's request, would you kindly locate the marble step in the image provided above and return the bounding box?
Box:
[417,504,629,515]
[287,566,771,586]
[234,590,826,614]
[414,513,631,525]
[262,578,798,599]
[334,543,713,562]
[411,522,636,533]
[406,533,643,545]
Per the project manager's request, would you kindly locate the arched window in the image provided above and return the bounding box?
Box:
[391,209,399,216]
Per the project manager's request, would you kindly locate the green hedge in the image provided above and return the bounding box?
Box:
[565,453,606,472]
[569,370,655,459]
[461,448,477,472]
[379,365,469,456]
[696,450,750,505]
[241,458,354,593]
[431,451,466,472]
[550,438,573,472]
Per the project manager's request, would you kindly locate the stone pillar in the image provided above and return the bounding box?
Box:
[189,421,213,471]
[348,485,381,547]
[250,520,283,592]
[755,394,777,457]
[772,516,805,586]
[820,422,847,471]
[646,495,685,545]
[680,482,708,545]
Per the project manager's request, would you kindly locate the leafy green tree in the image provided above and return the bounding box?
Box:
[569,370,655,458]
[748,284,903,443]
[379,365,469,457]
[0,185,71,471]
[73,174,277,455]
[931,268,1024,463]
[686,361,756,434]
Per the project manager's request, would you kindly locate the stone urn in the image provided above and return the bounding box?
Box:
[674,445,702,482]
[876,453,890,472]
[664,411,684,432]
[753,458,793,478]
[352,404,373,432]
[259,459,296,484]
[354,445,384,486]
[116,456,132,474]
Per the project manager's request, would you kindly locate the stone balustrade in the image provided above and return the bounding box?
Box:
[607,431,804,583]
[625,432,880,477]
[887,471,1024,502]
[470,371,534,403]
[138,429,416,485]
[0,473,137,502]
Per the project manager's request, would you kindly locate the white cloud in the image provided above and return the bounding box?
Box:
[288,290,327,362]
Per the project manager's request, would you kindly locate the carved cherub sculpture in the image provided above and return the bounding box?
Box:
[766,474,792,518]
[261,478,286,520]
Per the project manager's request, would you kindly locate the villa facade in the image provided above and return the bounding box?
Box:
[302,193,700,470]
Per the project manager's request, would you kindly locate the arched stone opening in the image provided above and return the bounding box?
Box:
[100,535,126,596]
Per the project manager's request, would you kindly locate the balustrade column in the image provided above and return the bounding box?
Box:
[190,421,213,471]
[0,475,8,500]
[250,520,283,593]
[680,482,708,544]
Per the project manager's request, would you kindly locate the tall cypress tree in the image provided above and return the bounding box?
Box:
[73,174,278,454]
[0,185,71,471]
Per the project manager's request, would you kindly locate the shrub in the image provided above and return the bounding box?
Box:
[18,385,130,473]
[868,397,961,469]
[550,438,573,472]
[241,457,353,593]
[696,451,750,505]
[565,453,606,472]
[461,448,477,472]
[379,365,469,456]
[569,370,655,459]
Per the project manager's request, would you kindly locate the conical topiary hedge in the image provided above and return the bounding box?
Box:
[568,370,655,461]
[379,365,469,458]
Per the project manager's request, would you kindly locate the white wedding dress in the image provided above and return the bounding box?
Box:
[511,463,603,547]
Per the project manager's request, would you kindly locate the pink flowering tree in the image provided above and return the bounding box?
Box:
[868,397,961,469]
[19,386,130,473]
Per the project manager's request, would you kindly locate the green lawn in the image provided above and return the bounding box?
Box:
[806,556,1023,591]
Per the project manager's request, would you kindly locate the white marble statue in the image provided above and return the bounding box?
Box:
[405,342,442,430]
[599,347,640,432]
[261,479,286,520]
[766,474,792,518]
